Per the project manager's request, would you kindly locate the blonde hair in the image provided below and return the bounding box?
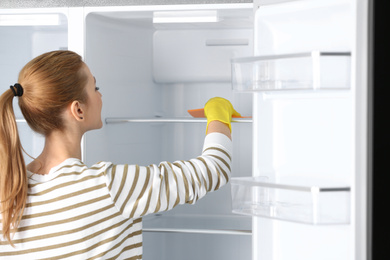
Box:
[0,50,88,245]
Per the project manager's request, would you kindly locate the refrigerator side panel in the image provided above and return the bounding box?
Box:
[84,12,163,166]
[0,9,68,164]
[355,0,370,259]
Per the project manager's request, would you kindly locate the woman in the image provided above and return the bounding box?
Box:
[0,50,239,259]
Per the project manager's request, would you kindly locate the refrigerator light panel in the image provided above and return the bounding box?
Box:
[153,10,219,23]
[0,14,60,26]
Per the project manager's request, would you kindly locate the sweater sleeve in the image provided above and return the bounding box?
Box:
[103,133,232,219]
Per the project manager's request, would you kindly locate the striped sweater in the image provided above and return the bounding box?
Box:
[0,133,232,259]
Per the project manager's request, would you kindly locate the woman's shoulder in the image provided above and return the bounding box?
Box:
[27,159,114,184]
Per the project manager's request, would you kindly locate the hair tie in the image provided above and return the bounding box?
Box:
[10,83,23,97]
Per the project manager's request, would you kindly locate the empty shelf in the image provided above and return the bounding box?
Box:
[231,177,350,225]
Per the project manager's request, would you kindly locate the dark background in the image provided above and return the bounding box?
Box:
[372,0,388,259]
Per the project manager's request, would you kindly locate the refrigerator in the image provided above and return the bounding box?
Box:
[0,0,376,259]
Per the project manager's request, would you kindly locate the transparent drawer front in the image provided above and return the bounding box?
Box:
[231,177,350,225]
[231,52,351,92]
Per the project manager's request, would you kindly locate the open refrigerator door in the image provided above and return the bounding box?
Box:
[228,0,369,259]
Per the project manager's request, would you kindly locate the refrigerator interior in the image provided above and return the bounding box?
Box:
[84,4,254,260]
[248,0,356,259]
[0,11,68,164]
[1,1,366,259]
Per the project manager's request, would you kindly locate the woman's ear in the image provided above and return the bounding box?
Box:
[70,100,85,121]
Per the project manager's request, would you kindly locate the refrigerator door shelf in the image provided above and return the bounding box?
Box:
[231,177,350,225]
[105,117,253,124]
[231,51,351,92]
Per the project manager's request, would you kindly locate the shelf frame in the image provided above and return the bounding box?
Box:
[105,117,253,124]
[143,227,252,236]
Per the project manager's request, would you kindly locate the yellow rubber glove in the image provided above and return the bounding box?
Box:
[204,97,241,133]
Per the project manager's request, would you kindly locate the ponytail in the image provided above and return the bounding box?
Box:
[0,88,27,246]
[0,50,86,245]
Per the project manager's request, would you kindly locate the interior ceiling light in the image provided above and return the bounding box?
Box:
[153,10,219,23]
[0,14,60,26]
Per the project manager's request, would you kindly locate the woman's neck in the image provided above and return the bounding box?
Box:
[27,129,83,175]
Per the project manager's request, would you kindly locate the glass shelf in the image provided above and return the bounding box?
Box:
[231,51,351,92]
[142,214,251,236]
[231,177,350,225]
[105,117,253,124]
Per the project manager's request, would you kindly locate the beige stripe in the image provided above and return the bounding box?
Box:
[203,146,231,161]
[216,163,229,182]
[113,164,128,204]
[205,156,229,190]
[173,161,190,203]
[140,166,153,216]
[153,173,163,213]
[55,162,85,170]
[28,164,105,188]
[208,154,231,172]
[6,211,122,245]
[105,242,143,260]
[185,161,197,203]
[167,162,181,208]
[26,184,106,208]
[160,164,170,211]
[130,166,150,218]
[108,164,117,191]
[90,220,142,260]
[120,165,139,215]
[197,157,213,192]
[188,161,202,189]
[14,204,116,234]
[73,222,142,260]
[187,170,196,204]
[29,172,105,197]
[205,158,221,190]
[56,164,104,175]
[119,164,138,215]
[21,219,142,260]
[22,194,111,220]
[188,161,202,202]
